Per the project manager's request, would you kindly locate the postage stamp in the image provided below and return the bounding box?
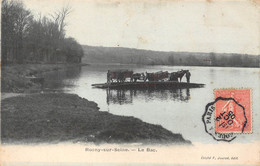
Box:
[214,89,252,133]
[202,88,252,142]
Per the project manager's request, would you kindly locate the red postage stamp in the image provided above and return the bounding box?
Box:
[214,89,251,134]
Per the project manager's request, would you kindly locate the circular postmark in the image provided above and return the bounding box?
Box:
[202,97,247,142]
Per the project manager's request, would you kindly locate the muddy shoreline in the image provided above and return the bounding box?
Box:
[1,93,191,145]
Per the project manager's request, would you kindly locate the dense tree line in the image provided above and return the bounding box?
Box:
[1,0,83,65]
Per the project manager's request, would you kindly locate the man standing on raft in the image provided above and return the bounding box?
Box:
[186,70,191,83]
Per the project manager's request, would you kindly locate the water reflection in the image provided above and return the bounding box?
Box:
[40,66,82,91]
[106,88,191,105]
[106,89,133,105]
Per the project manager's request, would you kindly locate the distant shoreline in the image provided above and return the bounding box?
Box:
[82,44,260,57]
[82,45,260,68]
[85,62,260,69]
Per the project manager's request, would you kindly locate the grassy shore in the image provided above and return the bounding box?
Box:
[1,93,191,145]
[1,63,88,93]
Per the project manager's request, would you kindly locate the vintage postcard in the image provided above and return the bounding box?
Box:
[1,0,260,165]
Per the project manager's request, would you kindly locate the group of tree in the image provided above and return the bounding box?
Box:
[1,0,83,65]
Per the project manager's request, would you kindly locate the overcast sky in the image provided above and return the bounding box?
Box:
[24,0,260,55]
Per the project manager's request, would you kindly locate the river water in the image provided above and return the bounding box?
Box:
[39,64,260,144]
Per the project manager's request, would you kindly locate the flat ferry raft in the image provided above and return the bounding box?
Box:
[91,81,205,89]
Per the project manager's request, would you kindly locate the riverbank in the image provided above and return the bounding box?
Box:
[1,63,88,93]
[1,93,191,145]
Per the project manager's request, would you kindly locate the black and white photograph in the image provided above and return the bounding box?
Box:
[1,0,260,165]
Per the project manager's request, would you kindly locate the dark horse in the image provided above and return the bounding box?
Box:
[169,70,188,82]
[145,71,169,82]
[131,73,146,82]
[108,70,133,83]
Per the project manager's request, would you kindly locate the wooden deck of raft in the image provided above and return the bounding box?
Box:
[91,81,205,89]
